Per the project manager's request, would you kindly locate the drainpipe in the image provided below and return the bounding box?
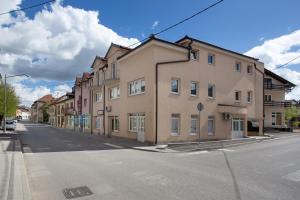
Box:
[101,67,106,136]
[80,83,83,132]
[90,81,93,135]
[155,43,192,145]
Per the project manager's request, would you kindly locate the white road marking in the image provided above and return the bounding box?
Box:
[283,170,300,182]
[177,150,209,156]
[218,148,235,152]
[104,143,123,149]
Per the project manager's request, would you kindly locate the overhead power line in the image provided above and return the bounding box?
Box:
[105,0,224,59]
[276,55,300,69]
[0,0,56,16]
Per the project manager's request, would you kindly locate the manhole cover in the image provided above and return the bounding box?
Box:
[62,186,93,199]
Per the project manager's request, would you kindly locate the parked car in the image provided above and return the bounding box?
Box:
[5,120,16,131]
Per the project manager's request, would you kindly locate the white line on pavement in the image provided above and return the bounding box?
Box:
[104,143,123,149]
[218,148,235,152]
[176,150,209,156]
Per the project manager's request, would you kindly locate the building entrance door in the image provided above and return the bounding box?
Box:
[137,115,145,142]
[232,118,244,139]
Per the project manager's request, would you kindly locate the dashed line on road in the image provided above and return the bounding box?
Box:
[103,143,123,149]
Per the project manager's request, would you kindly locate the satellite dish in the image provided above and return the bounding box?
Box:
[197,102,204,112]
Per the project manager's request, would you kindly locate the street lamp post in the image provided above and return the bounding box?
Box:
[2,73,29,133]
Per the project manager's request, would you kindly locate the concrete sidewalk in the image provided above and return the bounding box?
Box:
[0,134,31,200]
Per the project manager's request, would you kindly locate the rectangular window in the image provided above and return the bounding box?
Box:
[264,94,272,102]
[247,65,253,74]
[208,53,215,65]
[84,98,87,107]
[235,91,241,102]
[95,116,101,129]
[111,62,117,79]
[171,114,180,135]
[110,86,120,99]
[171,79,179,94]
[190,81,198,96]
[208,116,215,136]
[208,84,215,98]
[95,92,102,102]
[235,62,241,72]
[190,115,198,134]
[111,116,119,132]
[247,91,252,103]
[128,113,145,132]
[129,79,145,95]
[190,50,199,60]
[272,112,282,126]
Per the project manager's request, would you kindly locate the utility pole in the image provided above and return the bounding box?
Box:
[3,74,6,133]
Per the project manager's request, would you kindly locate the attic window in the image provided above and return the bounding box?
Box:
[190,50,199,60]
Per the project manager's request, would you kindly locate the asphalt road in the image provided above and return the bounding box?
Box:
[19,121,300,200]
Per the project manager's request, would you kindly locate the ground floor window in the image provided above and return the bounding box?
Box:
[208,116,215,135]
[272,112,282,126]
[95,116,101,129]
[128,113,145,132]
[171,114,180,135]
[110,116,119,132]
[190,115,198,135]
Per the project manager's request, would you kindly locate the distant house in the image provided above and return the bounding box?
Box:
[31,94,54,123]
[16,106,31,120]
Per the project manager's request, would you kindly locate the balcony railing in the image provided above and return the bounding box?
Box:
[264,83,292,92]
[264,101,292,107]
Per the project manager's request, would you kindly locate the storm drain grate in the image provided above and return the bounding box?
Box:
[62,186,93,199]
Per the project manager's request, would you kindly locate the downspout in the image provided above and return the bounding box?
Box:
[80,83,83,132]
[101,67,106,136]
[155,43,192,144]
[90,80,93,135]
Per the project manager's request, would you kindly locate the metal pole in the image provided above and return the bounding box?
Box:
[3,74,6,133]
[198,110,201,142]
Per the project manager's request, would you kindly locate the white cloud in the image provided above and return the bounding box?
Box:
[246,30,300,100]
[151,20,159,30]
[0,1,139,81]
[259,37,264,41]
[52,83,72,98]
[0,0,139,105]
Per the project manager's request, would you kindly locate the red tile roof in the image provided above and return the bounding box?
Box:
[37,94,54,103]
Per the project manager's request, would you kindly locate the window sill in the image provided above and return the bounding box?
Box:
[190,94,198,97]
[170,92,180,95]
[128,92,145,97]
[170,133,179,136]
[189,133,197,136]
[207,97,215,101]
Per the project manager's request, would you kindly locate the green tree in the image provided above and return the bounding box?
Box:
[285,106,300,127]
[0,83,20,119]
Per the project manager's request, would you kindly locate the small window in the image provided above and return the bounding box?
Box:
[129,79,145,96]
[247,65,253,74]
[190,115,198,134]
[111,62,117,79]
[235,91,241,102]
[208,53,215,65]
[247,91,252,103]
[235,62,241,72]
[208,116,215,136]
[208,84,215,98]
[190,50,199,60]
[111,116,119,132]
[95,92,102,102]
[84,98,87,107]
[110,86,120,100]
[95,116,101,129]
[190,81,198,96]
[171,79,179,94]
[264,94,272,102]
[128,113,145,132]
[171,114,180,135]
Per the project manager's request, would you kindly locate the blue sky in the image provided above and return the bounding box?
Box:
[1,0,300,105]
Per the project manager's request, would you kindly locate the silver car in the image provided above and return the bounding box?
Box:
[5,120,16,131]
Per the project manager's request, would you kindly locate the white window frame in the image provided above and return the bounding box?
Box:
[129,79,145,96]
[247,91,252,103]
[110,86,120,100]
[235,90,241,102]
[111,116,119,132]
[190,115,198,135]
[95,92,102,102]
[247,65,253,74]
[190,50,199,61]
[208,84,215,99]
[171,114,180,136]
[235,62,241,72]
[128,113,145,132]
[171,78,180,94]
[111,62,117,79]
[208,116,215,136]
[208,53,215,65]
[190,81,198,96]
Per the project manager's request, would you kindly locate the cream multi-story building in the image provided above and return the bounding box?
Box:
[89,36,265,144]
[31,94,54,123]
[55,93,75,129]
[263,69,295,129]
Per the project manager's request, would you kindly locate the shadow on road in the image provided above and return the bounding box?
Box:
[17,121,147,153]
